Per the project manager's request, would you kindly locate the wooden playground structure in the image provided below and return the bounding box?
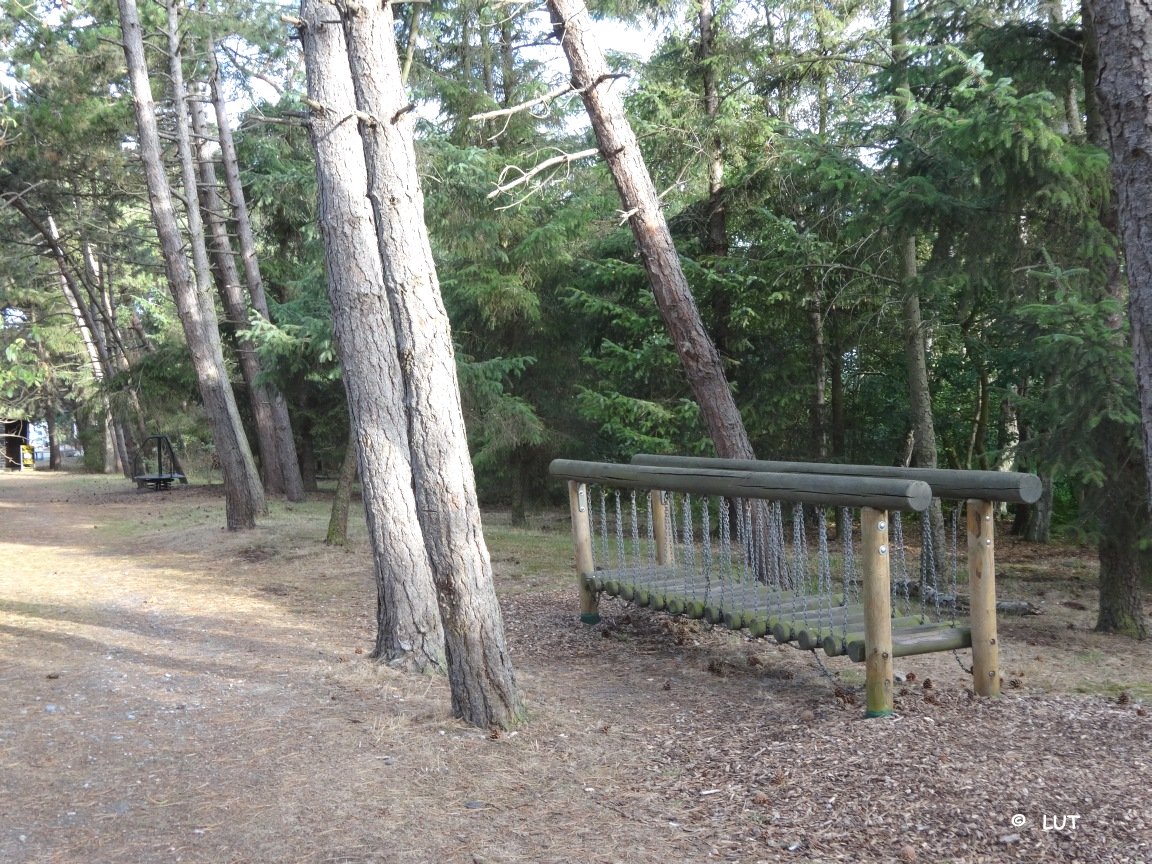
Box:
[550,455,1042,717]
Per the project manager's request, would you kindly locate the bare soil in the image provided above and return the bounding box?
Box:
[1,471,1150,864]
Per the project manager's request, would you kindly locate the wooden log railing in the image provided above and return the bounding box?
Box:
[550,460,933,718]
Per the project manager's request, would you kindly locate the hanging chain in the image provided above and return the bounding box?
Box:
[817,508,833,627]
[614,489,626,572]
[840,507,856,635]
[630,489,640,571]
[949,504,961,623]
[921,512,940,618]
[791,504,808,594]
[682,493,695,572]
[892,511,910,615]
[646,491,656,572]
[701,496,713,593]
[597,488,609,568]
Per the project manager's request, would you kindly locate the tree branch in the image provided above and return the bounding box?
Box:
[486,147,599,201]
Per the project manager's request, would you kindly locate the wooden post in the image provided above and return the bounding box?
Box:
[568,481,599,624]
[861,507,894,717]
[967,498,1000,696]
[651,490,671,566]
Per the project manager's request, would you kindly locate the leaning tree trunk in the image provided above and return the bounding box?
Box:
[336,0,524,729]
[12,202,142,476]
[118,0,264,529]
[547,0,754,461]
[189,91,290,497]
[299,0,446,670]
[1087,0,1152,510]
[208,49,306,503]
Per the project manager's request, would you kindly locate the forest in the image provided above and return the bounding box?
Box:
[2,0,1150,675]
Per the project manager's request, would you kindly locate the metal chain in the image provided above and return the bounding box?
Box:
[630,490,640,571]
[921,513,940,618]
[597,488,609,568]
[791,504,808,593]
[841,507,858,602]
[949,505,961,623]
[646,491,656,572]
[817,508,833,627]
[701,495,713,582]
[953,650,973,675]
[892,511,910,615]
[808,648,861,695]
[683,493,698,602]
[614,489,625,572]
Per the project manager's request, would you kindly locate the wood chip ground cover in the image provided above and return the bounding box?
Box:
[0,473,1149,863]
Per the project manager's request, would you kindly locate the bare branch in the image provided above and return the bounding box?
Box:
[486,147,599,201]
[470,81,575,123]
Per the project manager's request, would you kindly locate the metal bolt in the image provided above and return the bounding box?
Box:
[985,538,992,546]
[877,520,887,530]
[879,544,888,555]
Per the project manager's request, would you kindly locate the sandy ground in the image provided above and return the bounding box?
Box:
[1,471,1150,864]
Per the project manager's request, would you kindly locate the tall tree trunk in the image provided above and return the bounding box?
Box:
[336,0,525,729]
[400,4,421,85]
[1086,0,1152,510]
[810,300,828,459]
[326,431,358,547]
[547,0,754,460]
[11,203,142,476]
[299,0,446,670]
[207,51,305,502]
[698,0,732,360]
[499,15,516,109]
[118,0,264,529]
[1082,0,1149,637]
[830,311,846,459]
[189,90,289,497]
[891,0,946,577]
[298,415,319,493]
[45,402,59,470]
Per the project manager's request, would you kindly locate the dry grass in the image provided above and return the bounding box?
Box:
[0,471,1150,864]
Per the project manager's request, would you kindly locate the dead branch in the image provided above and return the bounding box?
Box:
[486,147,599,202]
[470,82,576,124]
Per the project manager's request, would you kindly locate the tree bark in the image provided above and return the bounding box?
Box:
[299,0,446,670]
[1081,0,1149,636]
[189,90,289,497]
[1086,0,1152,510]
[118,0,264,529]
[890,0,946,577]
[336,0,525,728]
[547,0,755,461]
[208,48,306,502]
[1090,419,1149,638]
[326,431,358,547]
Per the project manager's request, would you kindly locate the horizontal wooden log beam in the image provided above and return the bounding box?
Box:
[631,454,1042,504]
[845,625,973,662]
[550,460,932,511]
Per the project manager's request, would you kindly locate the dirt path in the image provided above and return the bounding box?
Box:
[1,472,1149,864]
